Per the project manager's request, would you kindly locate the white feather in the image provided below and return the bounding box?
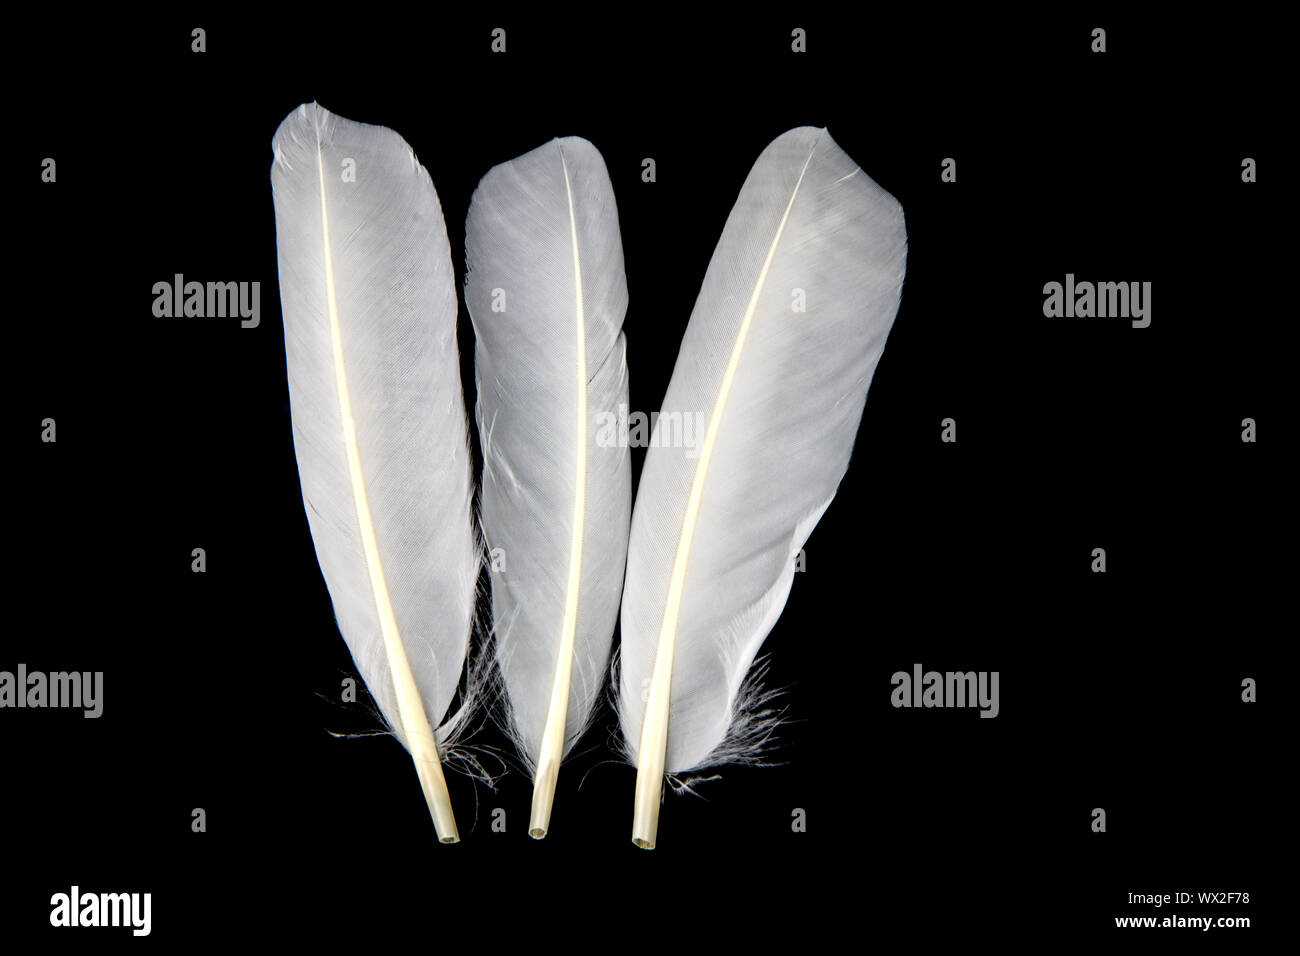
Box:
[465,138,630,836]
[271,103,478,842]
[619,127,907,847]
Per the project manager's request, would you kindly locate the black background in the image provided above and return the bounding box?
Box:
[10,10,1283,948]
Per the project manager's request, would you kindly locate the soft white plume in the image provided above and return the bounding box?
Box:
[618,127,907,847]
[271,103,478,842]
[465,137,630,837]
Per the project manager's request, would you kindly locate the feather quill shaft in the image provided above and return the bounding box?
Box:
[272,103,477,842]
[620,127,907,848]
[466,138,630,838]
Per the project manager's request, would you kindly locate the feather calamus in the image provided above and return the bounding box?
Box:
[617,127,907,848]
[271,103,479,843]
